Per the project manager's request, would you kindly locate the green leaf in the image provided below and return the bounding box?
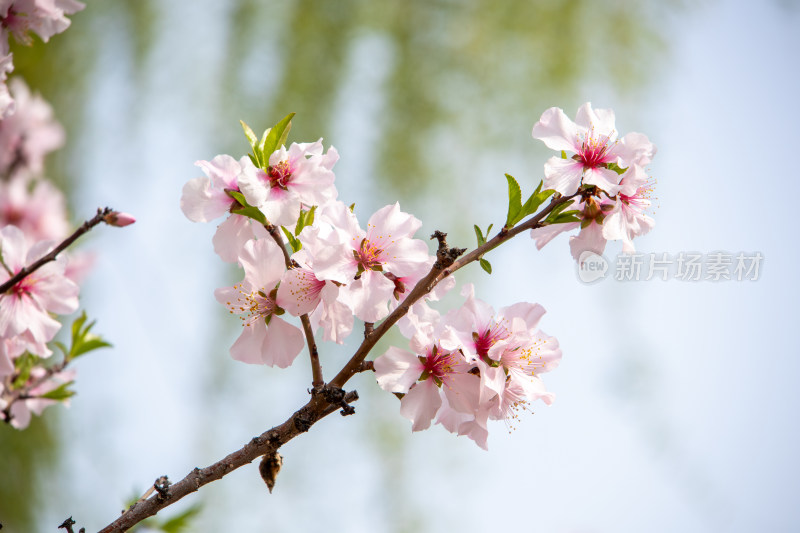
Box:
[260,112,295,163]
[38,382,76,401]
[71,338,112,359]
[158,505,203,533]
[240,120,258,149]
[281,226,302,253]
[12,352,38,388]
[504,174,523,228]
[63,311,112,361]
[349,203,355,213]
[479,258,492,274]
[230,206,267,225]
[519,180,555,221]
[295,206,316,236]
[561,150,568,159]
[473,225,485,247]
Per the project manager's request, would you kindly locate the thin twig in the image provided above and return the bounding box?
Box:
[96,194,577,530]
[264,224,324,389]
[98,390,358,532]
[0,207,113,295]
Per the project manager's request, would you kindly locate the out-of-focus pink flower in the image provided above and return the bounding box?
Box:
[7,367,76,429]
[237,140,338,227]
[215,238,304,368]
[0,0,84,48]
[0,225,78,353]
[0,174,68,241]
[0,78,64,176]
[0,53,13,119]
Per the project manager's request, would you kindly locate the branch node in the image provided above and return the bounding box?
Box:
[293,409,314,433]
[357,360,374,373]
[430,231,465,269]
[58,517,77,533]
[153,475,171,502]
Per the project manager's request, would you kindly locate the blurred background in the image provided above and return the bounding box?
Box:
[2,0,799,531]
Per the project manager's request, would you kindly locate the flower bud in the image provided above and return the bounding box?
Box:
[103,211,136,227]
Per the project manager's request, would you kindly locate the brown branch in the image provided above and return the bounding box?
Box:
[96,193,577,530]
[98,389,358,532]
[0,207,113,295]
[265,224,324,389]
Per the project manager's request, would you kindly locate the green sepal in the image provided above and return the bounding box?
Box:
[259,112,295,165]
[504,173,523,228]
[38,381,76,401]
[480,258,492,275]
[349,203,356,213]
[546,210,582,225]
[561,150,568,159]
[281,226,302,253]
[226,189,268,225]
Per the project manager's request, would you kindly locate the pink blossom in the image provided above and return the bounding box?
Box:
[237,140,338,227]
[0,174,68,241]
[0,225,78,352]
[181,155,268,262]
[215,238,304,368]
[532,102,647,196]
[375,320,481,433]
[0,78,64,176]
[180,155,242,223]
[308,201,430,322]
[601,143,657,253]
[444,284,561,429]
[275,247,353,344]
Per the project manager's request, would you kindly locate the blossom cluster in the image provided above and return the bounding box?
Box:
[530,102,657,261]
[181,112,638,448]
[374,284,561,449]
[0,80,82,428]
[0,1,111,430]
[181,128,442,366]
